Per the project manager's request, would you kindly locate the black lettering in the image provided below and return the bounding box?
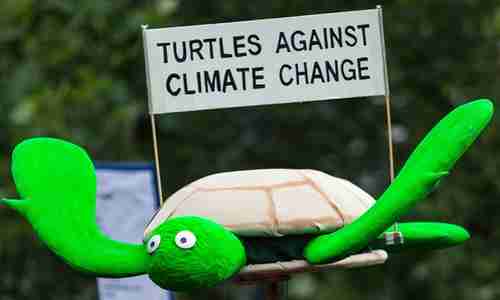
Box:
[219,38,233,58]
[248,34,262,55]
[279,64,293,86]
[311,61,325,83]
[196,72,202,93]
[166,73,181,96]
[322,28,329,49]
[329,27,343,48]
[325,60,339,82]
[236,67,250,90]
[357,24,370,46]
[341,59,356,80]
[233,35,247,57]
[203,38,217,59]
[189,39,204,60]
[295,62,309,85]
[204,70,221,92]
[173,41,187,63]
[309,29,323,51]
[291,30,306,51]
[345,26,357,47]
[252,67,266,89]
[275,32,291,53]
[222,70,237,93]
[157,42,171,63]
[357,57,370,80]
[182,73,196,94]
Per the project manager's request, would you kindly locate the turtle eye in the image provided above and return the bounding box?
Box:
[147,235,161,254]
[175,230,197,249]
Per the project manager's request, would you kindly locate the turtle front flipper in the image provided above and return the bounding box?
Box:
[1,138,150,277]
[304,99,493,264]
[372,222,470,252]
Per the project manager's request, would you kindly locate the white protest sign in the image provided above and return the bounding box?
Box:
[143,8,388,114]
[95,163,172,300]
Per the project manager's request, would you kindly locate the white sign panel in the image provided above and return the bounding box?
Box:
[95,163,172,300]
[143,8,388,114]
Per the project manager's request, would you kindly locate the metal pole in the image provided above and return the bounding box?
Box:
[376,5,395,183]
[262,276,289,300]
[142,24,164,204]
[384,95,395,182]
[150,114,164,205]
[377,5,400,234]
[266,282,281,300]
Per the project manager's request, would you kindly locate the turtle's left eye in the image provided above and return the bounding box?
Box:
[147,235,161,254]
[175,230,197,249]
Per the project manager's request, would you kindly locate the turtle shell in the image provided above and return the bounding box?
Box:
[144,169,374,238]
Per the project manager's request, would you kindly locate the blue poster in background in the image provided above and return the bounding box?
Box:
[95,162,172,300]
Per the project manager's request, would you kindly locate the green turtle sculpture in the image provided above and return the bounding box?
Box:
[1,99,494,292]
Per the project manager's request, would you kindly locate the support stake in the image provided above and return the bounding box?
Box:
[384,94,395,182]
[150,114,164,205]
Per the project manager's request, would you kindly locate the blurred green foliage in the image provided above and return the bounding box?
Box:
[1,0,500,299]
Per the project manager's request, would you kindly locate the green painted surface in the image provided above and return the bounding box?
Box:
[230,222,469,264]
[1,138,150,277]
[304,99,493,264]
[1,99,493,291]
[1,138,246,290]
[147,216,246,291]
[373,222,470,252]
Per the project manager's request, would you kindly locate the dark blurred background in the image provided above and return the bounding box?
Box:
[1,0,499,299]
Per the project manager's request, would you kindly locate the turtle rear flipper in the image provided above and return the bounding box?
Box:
[1,138,150,277]
[305,99,493,264]
[374,222,470,252]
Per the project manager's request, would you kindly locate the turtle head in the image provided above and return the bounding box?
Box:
[144,216,246,291]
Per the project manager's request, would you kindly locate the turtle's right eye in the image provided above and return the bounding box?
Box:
[147,235,161,254]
